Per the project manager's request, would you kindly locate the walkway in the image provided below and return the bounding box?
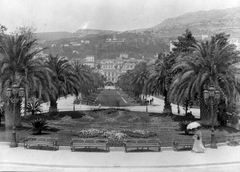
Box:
[41,95,201,118]
[0,142,240,172]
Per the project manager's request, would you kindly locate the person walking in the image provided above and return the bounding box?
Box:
[192,127,205,153]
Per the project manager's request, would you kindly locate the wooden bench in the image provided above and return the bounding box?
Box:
[173,137,205,151]
[227,133,240,146]
[173,138,193,151]
[70,138,109,152]
[123,139,161,152]
[23,136,59,151]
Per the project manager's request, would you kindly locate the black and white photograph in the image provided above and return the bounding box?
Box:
[1,0,240,171]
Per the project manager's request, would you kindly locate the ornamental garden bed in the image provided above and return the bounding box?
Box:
[73,129,158,147]
[0,109,232,146]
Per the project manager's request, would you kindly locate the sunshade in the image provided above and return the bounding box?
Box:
[187,122,201,130]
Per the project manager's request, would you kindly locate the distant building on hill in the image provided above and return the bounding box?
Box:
[229,38,240,50]
[201,35,209,41]
[169,40,177,52]
[83,55,95,68]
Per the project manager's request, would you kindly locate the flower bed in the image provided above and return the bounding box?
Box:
[75,129,157,146]
[122,130,157,138]
[102,130,128,146]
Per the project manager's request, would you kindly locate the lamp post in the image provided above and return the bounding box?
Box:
[203,86,220,149]
[0,101,3,126]
[6,83,24,148]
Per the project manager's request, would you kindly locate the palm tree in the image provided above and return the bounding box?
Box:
[0,33,51,127]
[44,54,80,112]
[129,62,149,98]
[71,61,93,99]
[145,53,174,113]
[170,37,240,121]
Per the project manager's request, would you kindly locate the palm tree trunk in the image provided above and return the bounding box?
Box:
[49,99,58,113]
[163,90,172,113]
[24,90,28,116]
[199,90,211,121]
[4,101,22,128]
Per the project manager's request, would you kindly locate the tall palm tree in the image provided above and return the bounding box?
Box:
[0,33,51,127]
[145,53,174,113]
[129,62,149,98]
[71,61,93,98]
[170,37,240,121]
[44,54,80,112]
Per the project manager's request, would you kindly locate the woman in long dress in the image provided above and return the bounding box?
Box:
[192,127,205,153]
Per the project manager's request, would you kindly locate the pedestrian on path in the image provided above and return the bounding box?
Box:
[192,127,205,153]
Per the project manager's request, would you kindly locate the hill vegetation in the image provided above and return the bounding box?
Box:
[37,6,240,60]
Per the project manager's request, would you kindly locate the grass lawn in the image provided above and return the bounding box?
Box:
[0,108,237,147]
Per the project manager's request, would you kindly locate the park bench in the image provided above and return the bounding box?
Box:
[172,137,206,151]
[123,139,161,152]
[172,137,194,151]
[23,136,59,151]
[227,133,240,146]
[70,138,109,152]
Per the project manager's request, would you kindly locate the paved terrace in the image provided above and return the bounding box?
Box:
[0,142,240,172]
[1,95,239,171]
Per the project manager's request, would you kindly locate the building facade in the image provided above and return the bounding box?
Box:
[97,58,143,85]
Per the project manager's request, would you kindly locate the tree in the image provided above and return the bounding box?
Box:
[145,53,174,113]
[172,29,197,53]
[170,34,240,121]
[129,62,149,98]
[44,54,80,113]
[0,32,51,127]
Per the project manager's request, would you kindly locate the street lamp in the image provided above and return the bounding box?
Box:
[203,86,220,149]
[6,83,24,148]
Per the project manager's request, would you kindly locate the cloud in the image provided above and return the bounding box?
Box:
[80,22,90,30]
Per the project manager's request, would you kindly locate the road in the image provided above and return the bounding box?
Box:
[95,89,139,107]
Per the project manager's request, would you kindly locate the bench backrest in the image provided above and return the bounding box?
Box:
[27,137,58,142]
[72,138,107,144]
[124,139,160,144]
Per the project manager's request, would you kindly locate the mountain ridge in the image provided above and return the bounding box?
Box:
[36,6,240,41]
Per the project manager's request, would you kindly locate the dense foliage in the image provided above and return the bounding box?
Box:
[117,29,240,125]
[0,25,105,127]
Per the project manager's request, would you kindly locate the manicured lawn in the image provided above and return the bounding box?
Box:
[0,108,235,147]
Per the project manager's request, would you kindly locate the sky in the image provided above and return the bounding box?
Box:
[1,0,240,33]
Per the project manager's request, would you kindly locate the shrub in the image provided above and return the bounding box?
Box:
[122,130,157,138]
[200,120,219,129]
[81,115,94,121]
[227,113,239,125]
[26,99,42,116]
[77,129,104,138]
[29,118,49,134]
[178,121,191,131]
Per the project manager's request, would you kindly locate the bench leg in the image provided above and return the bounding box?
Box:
[173,145,178,151]
[106,146,110,152]
[71,147,75,152]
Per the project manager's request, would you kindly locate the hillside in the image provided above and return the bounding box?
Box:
[37,6,240,60]
[36,32,74,41]
[147,6,240,38]
[36,29,118,41]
